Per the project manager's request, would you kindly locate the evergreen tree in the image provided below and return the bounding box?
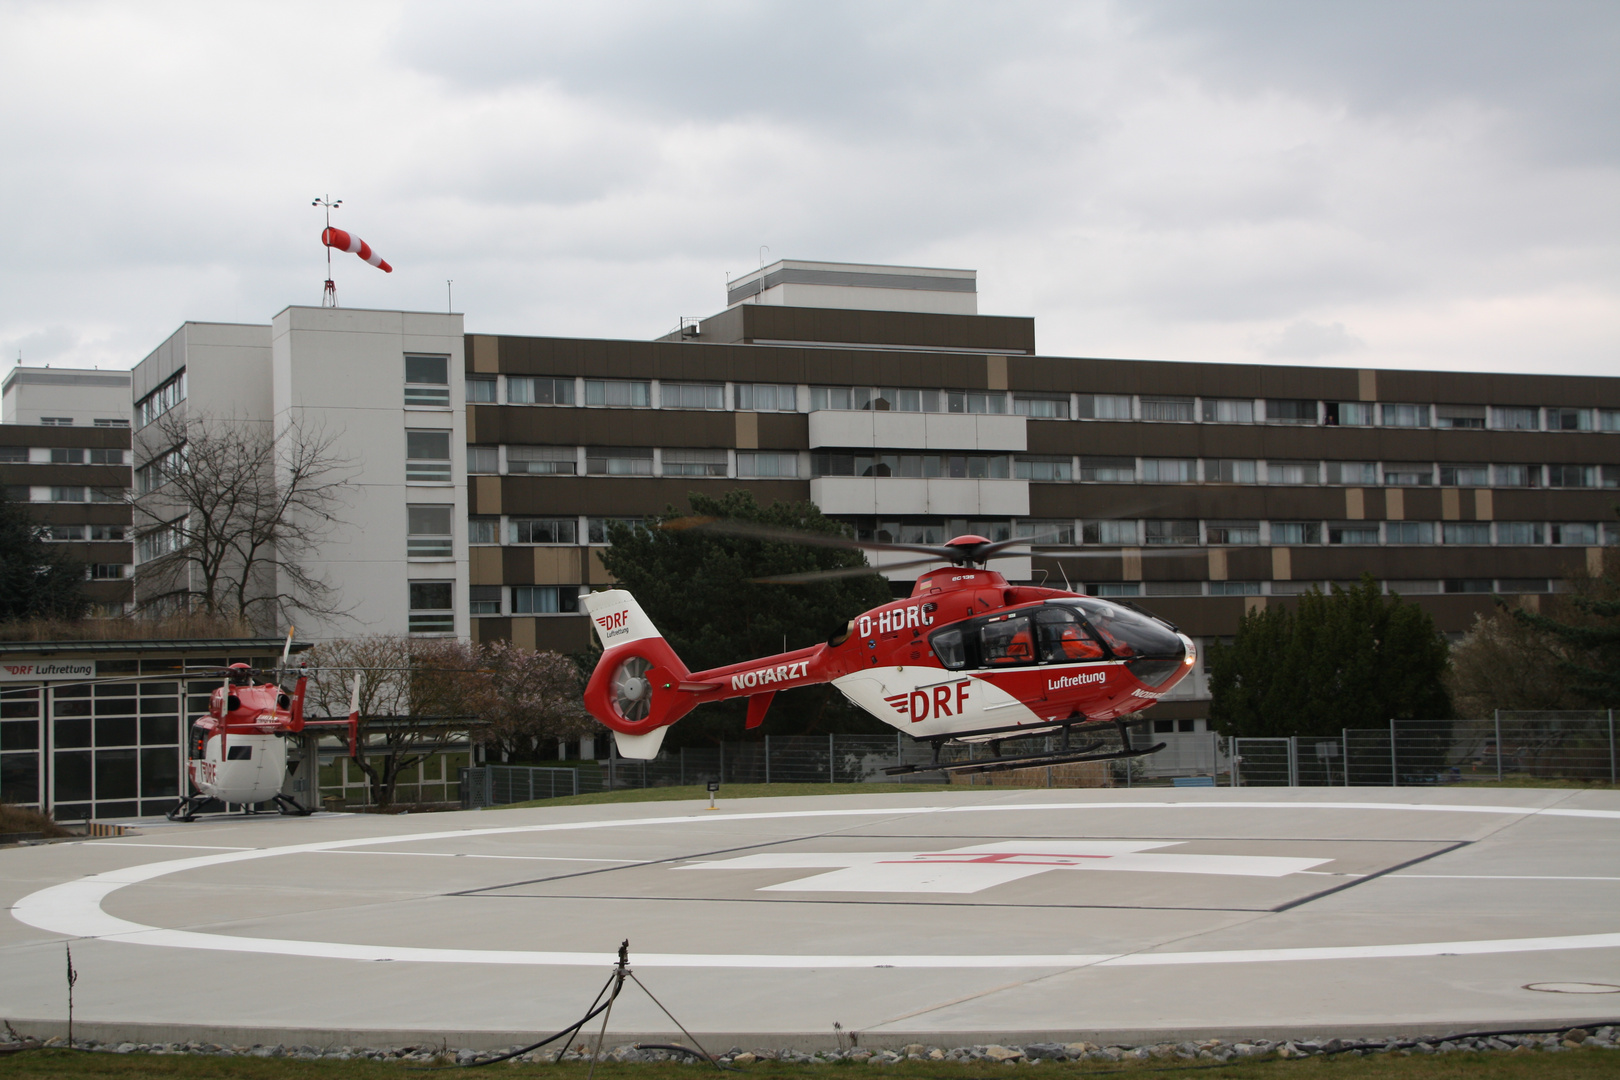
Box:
[596,490,893,742]
[1207,575,1451,737]
[1512,548,1620,707]
[0,489,88,621]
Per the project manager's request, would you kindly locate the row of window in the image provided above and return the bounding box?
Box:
[38,524,127,541]
[5,485,125,503]
[467,445,801,479]
[1007,456,1617,488]
[134,369,186,429]
[455,369,1620,431]
[0,447,128,465]
[850,517,1620,548]
[31,417,128,427]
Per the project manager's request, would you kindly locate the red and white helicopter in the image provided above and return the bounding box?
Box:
[582,528,1195,775]
[168,634,361,821]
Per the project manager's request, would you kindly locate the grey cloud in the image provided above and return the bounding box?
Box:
[1260,320,1367,359]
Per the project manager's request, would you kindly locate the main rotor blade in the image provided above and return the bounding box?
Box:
[751,556,941,585]
[679,517,960,560]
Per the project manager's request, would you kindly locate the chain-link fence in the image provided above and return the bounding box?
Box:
[1232,711,1618,787]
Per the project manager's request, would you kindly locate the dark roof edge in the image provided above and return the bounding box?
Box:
[0,638,314,656]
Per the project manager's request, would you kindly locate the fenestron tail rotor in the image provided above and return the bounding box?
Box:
[610,655,654,722]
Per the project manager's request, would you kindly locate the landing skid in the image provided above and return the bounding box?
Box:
[884,717,1166,777]
[165,794,211,822]
[274,794,313,816]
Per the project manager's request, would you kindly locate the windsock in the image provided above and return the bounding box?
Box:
[321,227,392,273]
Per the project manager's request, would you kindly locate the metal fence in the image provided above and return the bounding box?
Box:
[1232,711,1618,787]
[460,765,580,809]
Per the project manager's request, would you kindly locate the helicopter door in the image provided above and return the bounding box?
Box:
[977,612,1037,667]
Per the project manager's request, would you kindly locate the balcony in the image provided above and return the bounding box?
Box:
[807,411,1026,452]
[810,476,1029,517]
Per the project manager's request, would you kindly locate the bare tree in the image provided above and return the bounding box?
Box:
[465,641,594,762]
[303,635,481,810]
[131,411,353,633]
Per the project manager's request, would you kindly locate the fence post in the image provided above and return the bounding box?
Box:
[1495,709,1503,783]
[764,736,771,785]
[483,767,493,808]
[828,733,835,783]
[1342,729,1349,787]
[1230,738,1238,787]
[1389,718,1398,787]
[1610,709,1616,786]
[609,743,616,792]
[1287,737,1299,787]
[719,741,725,785]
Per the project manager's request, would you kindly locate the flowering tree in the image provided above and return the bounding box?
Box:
[466,641,594,762]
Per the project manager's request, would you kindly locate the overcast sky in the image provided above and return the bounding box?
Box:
[1,1,1616,381]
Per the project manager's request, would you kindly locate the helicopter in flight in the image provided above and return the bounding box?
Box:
[581,526,1196,775]
[167,634,361,821]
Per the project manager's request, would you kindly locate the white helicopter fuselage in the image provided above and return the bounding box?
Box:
[187,730,289,805]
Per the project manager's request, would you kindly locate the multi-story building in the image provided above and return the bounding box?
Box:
[2,365,131,428]
[103,260,1620,726]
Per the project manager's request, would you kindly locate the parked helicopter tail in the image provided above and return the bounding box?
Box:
[582,589,702,759]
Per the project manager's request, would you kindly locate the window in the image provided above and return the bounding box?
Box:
[506,446,576,475]
[466,377,497,403]
[1383,463,1433,486]
[407,505,453,558]
[1015,456,1073,482]
[507,377,576,405]
[879,388,938,412]
[469,586,501,615]
[1492,406,1539,430]
[509,517,577,544]
[1140,396,1194,422]
[1328,522,1380,545]
[1434,404,1486,430]
[1267,460,1320,485]
[1324,402,1373,426]
[1326,461,1378,485]
[1141,458,1194,482]
[1495,464,1542,487]
[1439,464,1489,486]
[586,446,653,476]
[946,390,1005,414]
[1145,581,1203,596]
[1271,521,1322,545]
[89,448,123,465]
[735,384,797,412]
[3,485,29,502]
[1203,398,1255,423]
[405,430,451,482]
[408,582,454,634]
[1089,582,1141,597]
[404,355,450,406]
[1387,522,1435,544]
[1205,459,1257,484]
[1206,521,1260,545]
[736,452,798,478]
[89,487,122,504]
[977,612,1038,666]
[1600,409,1620,432]
[1080,456,1134,482]
[468,518,499,544]
[661,448,727,476]
[1014,394,1069,419]
[588,517,645,544]
[50,487,85,503]
[466,446,498,474]
[1015,519,1076,545]
[1265,399,1316,424]
[1548,465,1597,488]
[1144,519,1198,545]
[51,448,85,464]
[1604,465,1620,490]
[1497,522,1544,545]
[1545,407,1592,431]
[1082,520,1137,545]
[0,446,25,463]
[1607,523,1620,546]
[662,382,725,410]
[513,586,579,614]
[1076,394,1132,420]
[584,379,650,407]
[1209,581,1261,596]
[1381,403,1430,428]
[135,369,185,428]
[810,387,859,411]
[94,418,128,428]
[90,564,126,580]
[42,524,86,541]
[1552,523,1598,545]
[811,452,1009,479]
[90,525,125,541]
[1498,578,1549,593]
[136,520,184,562]
[1442,522,1491,545]
[135,445,185,493]
[1443,579,1493,594]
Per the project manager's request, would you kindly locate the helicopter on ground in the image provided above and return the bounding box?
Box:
[167,634,360,821]
[581,527,1196,775]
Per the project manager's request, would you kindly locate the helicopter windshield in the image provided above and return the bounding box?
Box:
[1057,598,1187,688]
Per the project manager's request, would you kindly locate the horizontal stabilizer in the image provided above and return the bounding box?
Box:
[613,726,669,760]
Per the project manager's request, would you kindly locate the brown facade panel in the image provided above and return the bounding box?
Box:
[1493,489,1620,519]
[753,412,809,449]
[0,425,131,451]
[12,504,131,526]
[1027,484,1349,520]
[471,406,737,448]
[497,477,811,516]
[739,305,1036,354]
[0,463,130,487]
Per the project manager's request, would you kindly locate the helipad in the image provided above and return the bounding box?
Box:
[4,787,1619,1048]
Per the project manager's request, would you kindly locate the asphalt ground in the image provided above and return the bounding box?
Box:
[3,788,1619,1049]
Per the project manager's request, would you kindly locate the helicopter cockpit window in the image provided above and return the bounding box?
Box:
[1034,607,1105,663]
[226,745,252,761]
[978,613,1037,666]
[929,627,967,670]
[1069,599,1183,659]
